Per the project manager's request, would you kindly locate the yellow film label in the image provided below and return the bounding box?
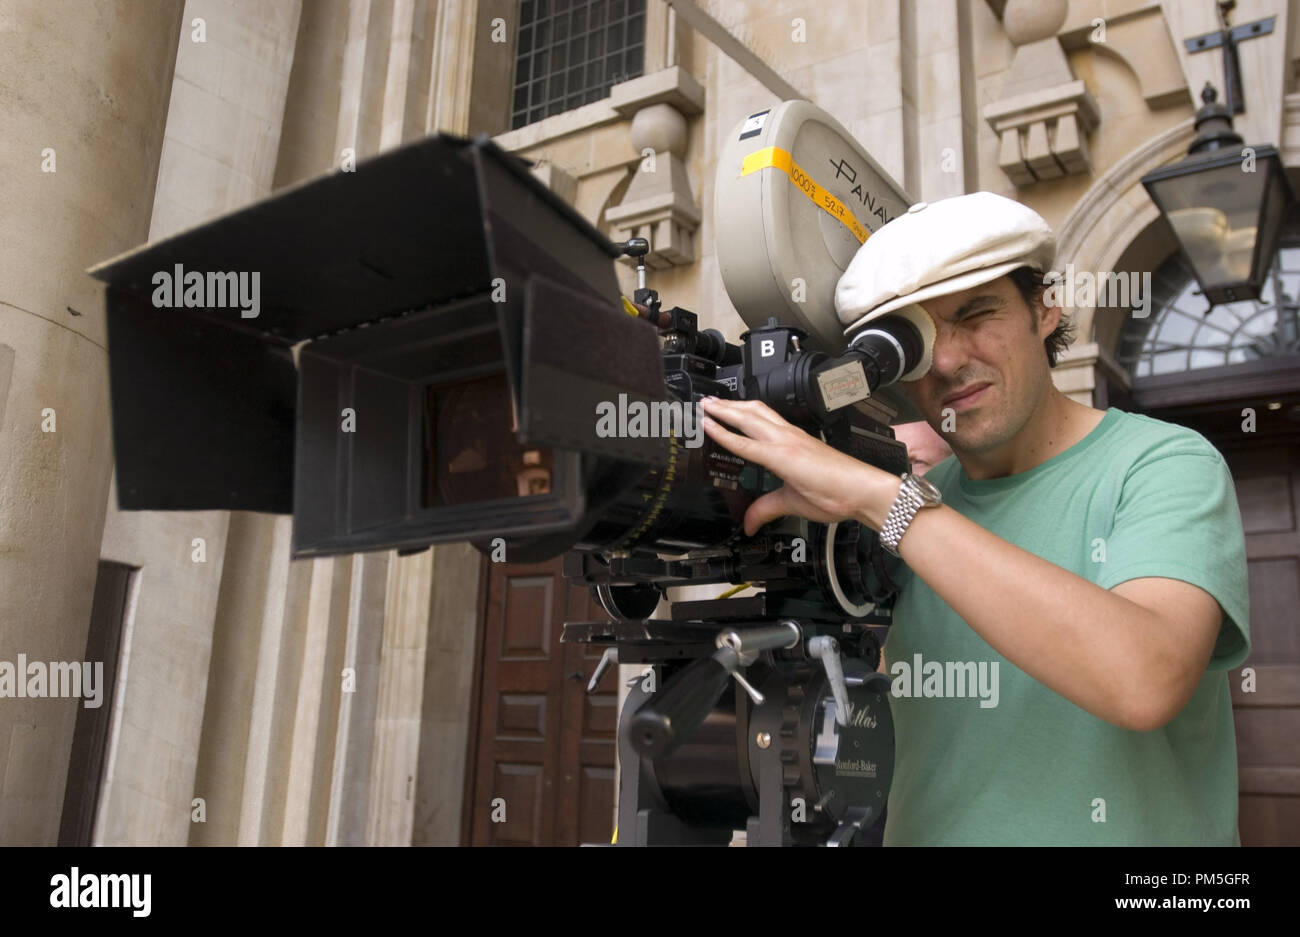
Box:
[740,146,870,245]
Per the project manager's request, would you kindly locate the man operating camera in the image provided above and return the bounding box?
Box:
[698,192,1250,846]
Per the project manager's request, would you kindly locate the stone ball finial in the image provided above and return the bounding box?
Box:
[629,103,687,156]
[1003,0,1068,46]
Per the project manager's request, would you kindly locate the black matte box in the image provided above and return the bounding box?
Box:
[89,134,671,557]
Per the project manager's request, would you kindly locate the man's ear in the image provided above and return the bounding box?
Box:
[1034,288,1062,338]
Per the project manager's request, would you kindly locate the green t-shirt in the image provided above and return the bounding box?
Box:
[883,407,1250,846]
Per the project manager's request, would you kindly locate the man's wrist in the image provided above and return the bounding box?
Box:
[855,466,904,532]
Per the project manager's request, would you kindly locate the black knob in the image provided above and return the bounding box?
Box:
[618,237,650,258]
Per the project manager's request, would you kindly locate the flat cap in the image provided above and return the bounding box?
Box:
[835,192,1056,341]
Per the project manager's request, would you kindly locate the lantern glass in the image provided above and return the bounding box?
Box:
[1142,146,1292,305]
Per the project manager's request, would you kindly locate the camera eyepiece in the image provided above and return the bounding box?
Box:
[847,314,925,388]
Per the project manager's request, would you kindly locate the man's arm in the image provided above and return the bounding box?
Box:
[875,494,1222,731]
[699,397,1223,732]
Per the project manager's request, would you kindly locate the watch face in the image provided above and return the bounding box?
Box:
[908,472,942,504]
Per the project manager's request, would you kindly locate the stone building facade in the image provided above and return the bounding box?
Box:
[1,0,1296,845]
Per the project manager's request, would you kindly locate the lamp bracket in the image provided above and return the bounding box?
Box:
[1185,16,1275,53]
[1184,14,1275,116]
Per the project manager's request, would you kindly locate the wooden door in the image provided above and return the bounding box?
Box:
[463,556,617,845]
[1115,354,1300,845]
[1226,443,1300,845]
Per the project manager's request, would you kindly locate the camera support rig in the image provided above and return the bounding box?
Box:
[568,603,895,846]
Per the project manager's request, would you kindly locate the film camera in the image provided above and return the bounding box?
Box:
[89,101,931,846]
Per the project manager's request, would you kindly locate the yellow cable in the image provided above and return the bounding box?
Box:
[715,582,754,600]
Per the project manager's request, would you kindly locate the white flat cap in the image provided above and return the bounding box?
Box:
[835,192,1056,340]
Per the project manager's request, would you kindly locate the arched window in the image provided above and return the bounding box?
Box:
[1118,237,1300,378]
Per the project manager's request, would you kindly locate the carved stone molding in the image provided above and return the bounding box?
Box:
[985,79,1101,184]
[604,67,704,269]
[984,0,1100,185]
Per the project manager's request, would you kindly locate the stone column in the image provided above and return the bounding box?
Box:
[427,0,477,134]
[912,0,978,200]
[336,0,395,161]
[411,543,481,845]
[364,548,432,845]
[96,0,303,846]
[380,0,433,148]
[0,0,184,846]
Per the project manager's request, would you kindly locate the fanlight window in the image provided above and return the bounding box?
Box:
[1119,242,1300,378]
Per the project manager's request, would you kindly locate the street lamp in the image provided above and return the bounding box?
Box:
[1141,82,1295,306]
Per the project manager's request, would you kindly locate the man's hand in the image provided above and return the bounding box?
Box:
[698,396,900,536]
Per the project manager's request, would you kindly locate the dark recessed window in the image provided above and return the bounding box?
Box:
[511,0,645,130]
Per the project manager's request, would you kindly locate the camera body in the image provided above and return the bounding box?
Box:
[559,291,912,621]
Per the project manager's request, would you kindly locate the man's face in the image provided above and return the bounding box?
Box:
[900,274,1059,456]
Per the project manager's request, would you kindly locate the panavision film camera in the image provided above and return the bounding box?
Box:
[89,101,931,846]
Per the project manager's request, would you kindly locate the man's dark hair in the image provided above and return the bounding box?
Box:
[1007,265,1075,368]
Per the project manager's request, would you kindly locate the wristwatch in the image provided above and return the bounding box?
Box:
[879,472,943,556]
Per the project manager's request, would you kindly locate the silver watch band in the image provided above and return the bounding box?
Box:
[880,480,922,556]
[880,472,942,555]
